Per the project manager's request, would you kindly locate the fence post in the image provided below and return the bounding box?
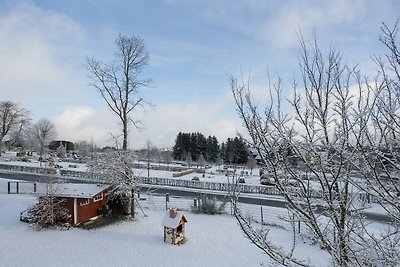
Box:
[260,206,264,224]
[34,182,37,193]
[298,220,301,234]
[165,193,169,210]
[197,196,201,211]
[16,182,19,194]
[8,182,10,194]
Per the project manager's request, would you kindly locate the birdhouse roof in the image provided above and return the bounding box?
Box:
[162,210,188,228]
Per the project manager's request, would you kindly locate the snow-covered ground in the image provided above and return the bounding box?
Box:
[0,153,394,266]
[0,157,264,186]
[0,187,332,267]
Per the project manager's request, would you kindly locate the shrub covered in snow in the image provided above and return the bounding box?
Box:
[28,196,71,230]
[192,194,226,215]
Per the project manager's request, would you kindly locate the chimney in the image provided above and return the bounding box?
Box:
[169,208,177,218]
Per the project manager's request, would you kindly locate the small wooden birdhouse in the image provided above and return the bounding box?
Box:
[162,208,188,245]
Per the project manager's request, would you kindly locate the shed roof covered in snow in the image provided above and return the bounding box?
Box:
[162,210,188,229]
[52,183,111,199]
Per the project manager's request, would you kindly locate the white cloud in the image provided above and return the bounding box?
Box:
[53,106,118,146]
[0,2,90,117]
[50,97,243,150]
[4,0,392,152]
[129,97,242,149]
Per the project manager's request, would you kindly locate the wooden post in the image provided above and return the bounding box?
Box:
[131,189,135,219]
[260,206,264,225]
[16,182,19,194]
[7,182,10,194]
[298,220,301,234]
[165,193,169,210]
[197,196,201,212]
[34,182,37,193]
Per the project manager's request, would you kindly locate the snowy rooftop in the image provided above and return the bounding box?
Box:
[52,183,111,199]
[162,210,188,228]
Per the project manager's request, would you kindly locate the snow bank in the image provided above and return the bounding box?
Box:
[0,194,269,266]
[0,192,332,267]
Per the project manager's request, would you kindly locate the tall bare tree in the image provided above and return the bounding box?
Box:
[0,101,30,155]
[145,139,154,178]
[352,19,400,265]
[29,118,57,165]
[87,34,151,150]
[230,26,400,266]
[88,149,136,217]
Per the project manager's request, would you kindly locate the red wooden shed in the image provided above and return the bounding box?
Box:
[54,183,112,225]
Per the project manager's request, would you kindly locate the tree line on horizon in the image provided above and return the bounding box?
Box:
[172,132,248,164]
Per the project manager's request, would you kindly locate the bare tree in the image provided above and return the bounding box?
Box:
[75,140,91,158]
[88,149,136,217]
[0,101,30,155]
[230,29,400,266]
[351,19,400,265]
[29,118,57,165]
[247,155,257,175]
[87,35,151,150]
[145,139,155,178]
[162,149,173,167]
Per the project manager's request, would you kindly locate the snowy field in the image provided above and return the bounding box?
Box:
[0,151,264,185]
[0,189,333,267]
[0,154,390,266]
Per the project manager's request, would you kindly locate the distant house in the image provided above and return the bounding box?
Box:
[247,147,264,165]
[162,209,188,245]
[49,140,74,151]
[54,183,112,225]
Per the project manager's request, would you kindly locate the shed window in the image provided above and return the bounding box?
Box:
[80,199,89,206]
[93,193,103,202]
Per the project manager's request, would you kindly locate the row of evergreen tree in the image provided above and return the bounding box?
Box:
[172,132,249,164]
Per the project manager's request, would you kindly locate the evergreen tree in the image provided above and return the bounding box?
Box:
[206,135,219,162]
[222,137,248,164]
[232,137,248,164]
[173,132,183,160]
[197,133,207,161]
[172,132,248,164]
[189,133,198,161]
[220,142,226,162]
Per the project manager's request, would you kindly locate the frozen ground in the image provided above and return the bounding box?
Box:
[0,189,333,267]
[0,153,393,266]
[0,151,264,185]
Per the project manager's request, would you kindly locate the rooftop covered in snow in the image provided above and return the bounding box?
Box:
[52,183,112,199]
[162,210,188,229]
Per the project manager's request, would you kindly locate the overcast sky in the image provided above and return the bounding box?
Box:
[0,0,398,149]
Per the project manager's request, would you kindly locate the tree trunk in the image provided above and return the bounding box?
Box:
[126,190,132,215]
[123,119,128,150]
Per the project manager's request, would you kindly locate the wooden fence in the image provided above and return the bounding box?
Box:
[0,164,380,203]
[57,170,381,202]
[0,163,56,175]
[7,181,37,194]
[136,176,284,195]
[133,163,188,172]
[172,169,195,177]
[58,169,282,195]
